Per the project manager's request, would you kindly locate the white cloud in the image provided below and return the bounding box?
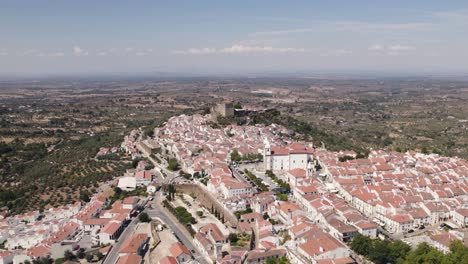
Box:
[37,52,65,57]
[368,45,384,51]
[173,45,305,55]
[135,52,146,56]
[388,45,415,51]
[319,49,353,57]
[72,46,88,56]
[172,47,217,55]
[73,46,82,55]
[97,48,118,56]
[368,44,415,56]
[220,44,305,54]
[0,51,7,56]
[335,49,352,56]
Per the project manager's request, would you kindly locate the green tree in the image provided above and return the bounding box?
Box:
[114,187,122,195]
[85,254,93,262]
[79,191,90,202]
[350,234,372,256]
[167,158,180,171]
[275,192,288,201]
[132,158,141,168]
[228,233,239,243]
[138,212,151,223]
[421,146,429,154]
[402,242,442,264]
[145,127,154,138]
[64,250,75,261]
[230,149,241,162]
[265,256,290,264]
[76,248,85,259]
[369,240,390,264]
[233,102,242,109]
[444,240,468,264]
[387,240,411,263]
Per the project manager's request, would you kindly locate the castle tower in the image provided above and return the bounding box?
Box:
[212,102,234,117]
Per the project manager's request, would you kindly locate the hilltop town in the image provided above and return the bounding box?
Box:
[1,103,468,264]
[3,1,468,263]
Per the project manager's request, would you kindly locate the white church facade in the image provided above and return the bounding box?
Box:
[263,141,315,174]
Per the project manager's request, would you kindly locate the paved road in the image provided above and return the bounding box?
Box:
[147,203,209,264]
[102,217,139,264]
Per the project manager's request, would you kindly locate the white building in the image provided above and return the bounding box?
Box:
[430,233,461,254]
[298,233,350,263]
[5,233,45,250]
[220,181,252,198]
[264,141,314,173]
[117,176,137,191]
[135,170,152,186]
[452,208,468,227]
[98,222,123,245]
[384,214,414,234]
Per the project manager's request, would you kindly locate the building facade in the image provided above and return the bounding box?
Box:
[263,141,315,173]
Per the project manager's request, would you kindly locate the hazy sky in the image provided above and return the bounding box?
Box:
[1,0,468,75]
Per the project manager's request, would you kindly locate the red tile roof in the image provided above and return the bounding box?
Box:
[159,256,178,264]
[116,253,142,264]
[119,233,148,254]
[169,242,191,258]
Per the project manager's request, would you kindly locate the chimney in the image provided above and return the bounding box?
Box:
[319,246,324,253]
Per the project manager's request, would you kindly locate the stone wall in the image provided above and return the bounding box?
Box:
[174,183,238,227]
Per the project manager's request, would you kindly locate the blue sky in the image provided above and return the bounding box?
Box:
[1,0,468,75]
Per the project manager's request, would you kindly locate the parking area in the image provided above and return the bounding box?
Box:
[233,163,283,192]
[402,235,432,249]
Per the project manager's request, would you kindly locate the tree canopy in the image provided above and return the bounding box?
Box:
[351,234,468,264]
[167,158,180,171]
[138,212,151,222]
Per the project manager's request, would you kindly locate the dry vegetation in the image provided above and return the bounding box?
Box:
[1,76,467,214]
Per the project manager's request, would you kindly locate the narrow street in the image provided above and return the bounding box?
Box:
[102,217,139,264]
[147,201,210,264]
